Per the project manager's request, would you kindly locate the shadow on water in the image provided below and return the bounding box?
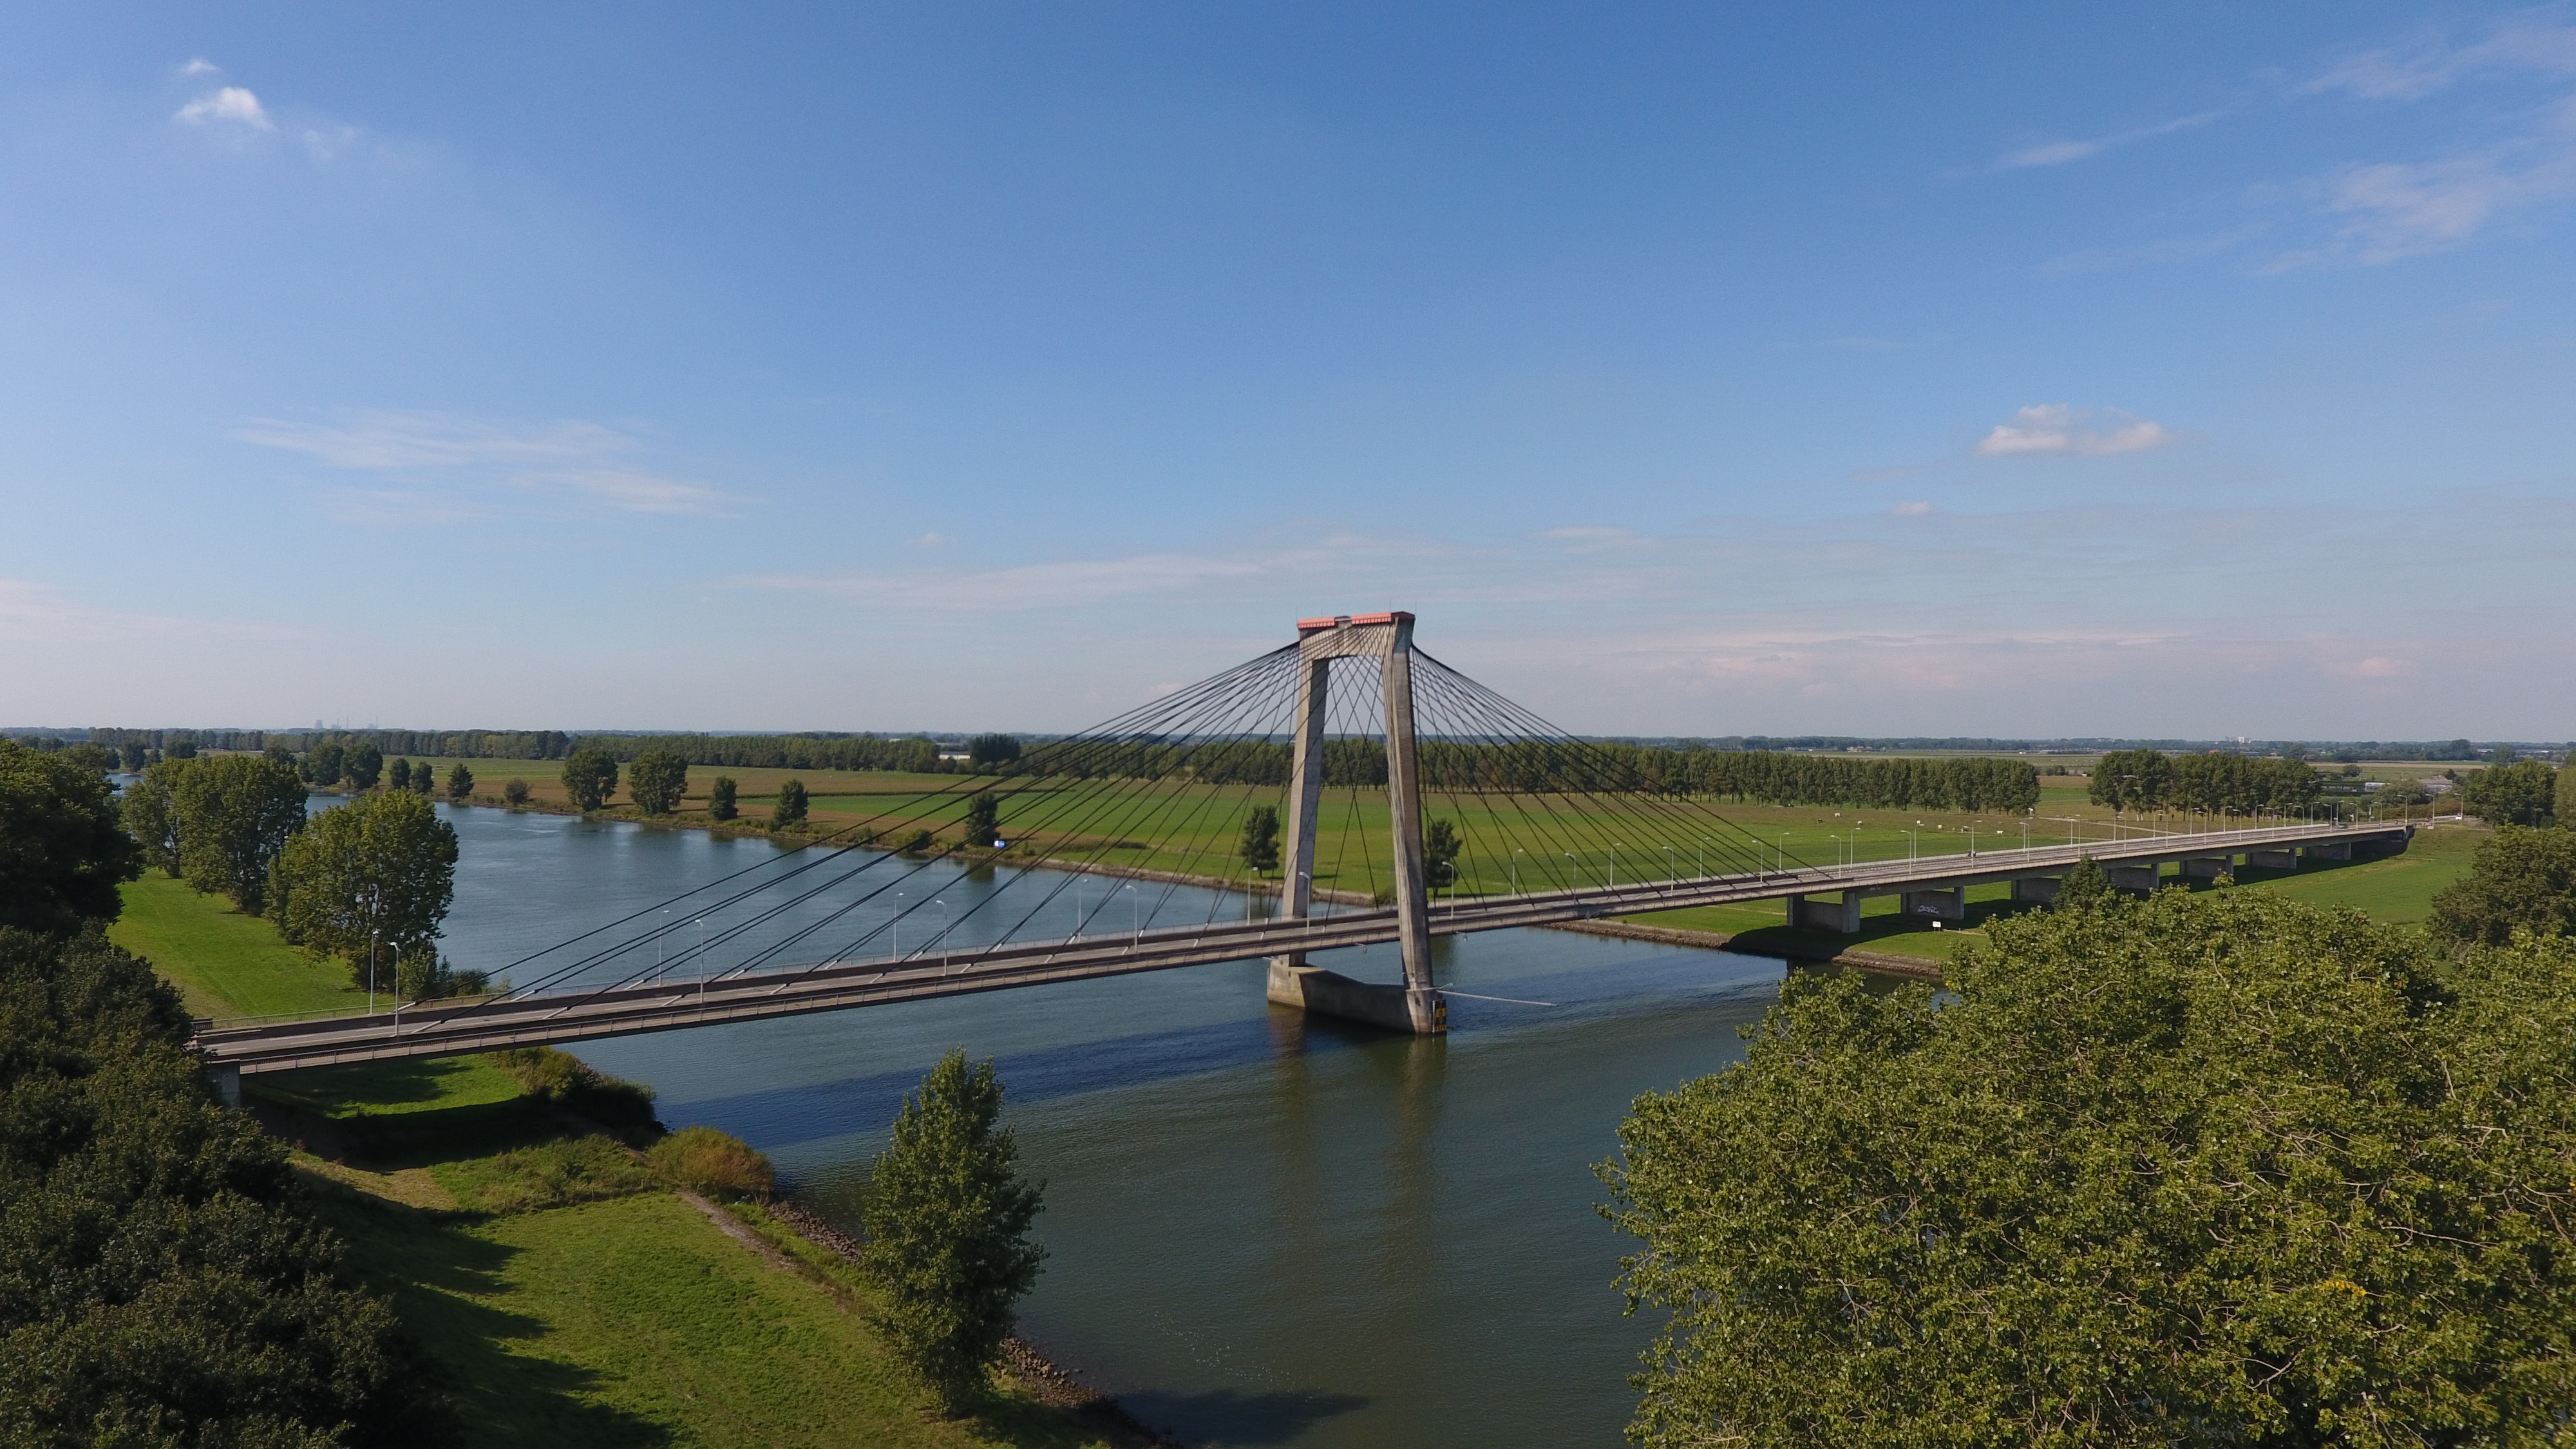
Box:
[664,947,1780,1153]
[667,1010,1381,1148]
[1118,1388,1372,1446]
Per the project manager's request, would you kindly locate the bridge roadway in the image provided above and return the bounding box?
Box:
[196,819,2409,1076]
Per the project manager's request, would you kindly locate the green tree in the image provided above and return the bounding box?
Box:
[773,777,809,829]
[1599,890,2576,1448]
[1239,804,1280,874]
[967,733,1021,770]
[445,762,474,800]
[302,740,345,786]
[344,741,383,790]
[123,759,183,876]
[2561,757,2576,826]
[708,775,739,821]
[0,927,451,1443]
[560,748,620,811]
[627,748,688,815]
[2052,854,2112,911]
[961,790,1001,848]
[2428,824,2576,946]
[57,742,113,773]
[389,757,413,791]
[1423,817,1461,887]
[269,789,459,989]
[169,752,308,914]
[0,739,142,935]
[502,777,531,807]
[2459,759,2558,826]
[860,1049,1046,1414]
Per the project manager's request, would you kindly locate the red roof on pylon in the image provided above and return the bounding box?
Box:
[1295,611,1412,634]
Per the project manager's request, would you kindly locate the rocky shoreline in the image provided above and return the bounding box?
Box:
[763,1201,1188,1448]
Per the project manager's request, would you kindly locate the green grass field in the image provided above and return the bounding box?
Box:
[278,1058,1108,1448]
[404,753,2456,916]
[107,873,370,1019]
[1626,822,2488,964]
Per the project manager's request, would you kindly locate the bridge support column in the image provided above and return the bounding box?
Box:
[2011,876,2059,905]
[2247,848,2298,870]
[1792,892,1862,933]
[1902,886,1965,922]
[207,1062,242,1110]
[2304,842,2352,861]
[1262,612,1446,1036]
[2181,856,2231,881]
[2109,862,2163,891]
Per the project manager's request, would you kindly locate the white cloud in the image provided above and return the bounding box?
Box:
[175,86,272,131]
[238,410,743,519]
[1892,500,1933,516]
[1976,404,2176,458]
[2324,148,2576,261]
[237,410,639,469]
[535,469,742,516]
[2302,14,2576,100]
[0,578,286,643]
[1991,109,2227,171]
[178,58,221,77]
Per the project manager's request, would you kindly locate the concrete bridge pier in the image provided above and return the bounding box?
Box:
[1793,892,1864,933]
[2011,876,2060,905]
[2247,848,2299,870]
[2181,856,2232,881]
[2109,862,2163,891]
[207,1062,242,1110]
[2304,842,2353,861]
[1903,886,1965,922]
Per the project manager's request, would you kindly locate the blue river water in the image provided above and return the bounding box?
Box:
[422,802,1787,1448]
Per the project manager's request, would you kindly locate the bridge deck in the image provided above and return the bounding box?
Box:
[197,820,2407,1074]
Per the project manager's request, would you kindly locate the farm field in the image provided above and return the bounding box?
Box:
[397,755,2447,909]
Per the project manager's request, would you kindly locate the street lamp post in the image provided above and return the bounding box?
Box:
[1124,884,1139,943]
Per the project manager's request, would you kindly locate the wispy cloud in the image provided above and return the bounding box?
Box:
[238,410,638,469]
[2300,12,2576,100]
[238,410,744,518]
[0,578,285,643]
[178,58,221,78]
[2317,144,2576,262]
[175,86,272,131]
[1992,109,2228,171]
[1976,404,2175,458]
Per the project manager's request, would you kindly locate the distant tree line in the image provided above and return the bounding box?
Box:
[2087,748,2325,814]
[1014,738,2043,811]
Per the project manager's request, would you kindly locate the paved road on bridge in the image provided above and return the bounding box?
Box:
[198,818,2408,1075]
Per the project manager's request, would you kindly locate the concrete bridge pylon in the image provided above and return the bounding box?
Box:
[1265,611,1448,1035]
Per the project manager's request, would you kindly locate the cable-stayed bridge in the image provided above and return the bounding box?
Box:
[196,613,2413,1089]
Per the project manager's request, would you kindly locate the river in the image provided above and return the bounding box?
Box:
[422,800,1788,1448]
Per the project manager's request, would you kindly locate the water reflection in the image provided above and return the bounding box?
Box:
[429,802,1785,1448]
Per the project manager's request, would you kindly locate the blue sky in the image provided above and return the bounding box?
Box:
[3,3,2572,737]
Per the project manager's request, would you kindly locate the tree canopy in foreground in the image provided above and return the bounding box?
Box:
[1600,889,2575,1448]
[0,926,450,1444]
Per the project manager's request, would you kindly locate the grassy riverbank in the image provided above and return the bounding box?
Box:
[267,1057,1117,1448]
[1624,820,2488,965]
[106,871,368,1019]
